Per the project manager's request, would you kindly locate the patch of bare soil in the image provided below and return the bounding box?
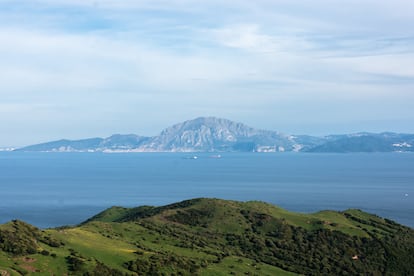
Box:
[0,269,11,276]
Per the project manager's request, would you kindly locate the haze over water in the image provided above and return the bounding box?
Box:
[0,152,413,228]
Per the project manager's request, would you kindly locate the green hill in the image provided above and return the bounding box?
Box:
[1,198,413,275]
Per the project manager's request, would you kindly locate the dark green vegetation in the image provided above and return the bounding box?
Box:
[1,198,413,275]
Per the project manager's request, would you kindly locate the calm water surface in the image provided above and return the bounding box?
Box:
[0,152,413,228]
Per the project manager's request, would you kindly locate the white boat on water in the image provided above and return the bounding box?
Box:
[184,155,198,159]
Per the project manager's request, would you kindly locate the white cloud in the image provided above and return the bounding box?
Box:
[211,24,277,53]
[1,0,414,145]
[326,54,414,78]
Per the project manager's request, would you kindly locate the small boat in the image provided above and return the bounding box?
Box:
[184,155,198,159]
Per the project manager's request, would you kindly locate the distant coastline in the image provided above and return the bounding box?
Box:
[0,147,15,152]
[13,117,414,153]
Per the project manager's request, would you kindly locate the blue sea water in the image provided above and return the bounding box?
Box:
[0,152,413,228]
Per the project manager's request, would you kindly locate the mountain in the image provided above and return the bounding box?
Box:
[138,117,307,152]
[15,117,414,152]
[0,198,413,275]
[19,137,104,152]
[19,134,150,152]
[306,132,414,153]
[17,117,314,152]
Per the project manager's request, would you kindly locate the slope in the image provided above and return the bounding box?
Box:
[0,198,413,275]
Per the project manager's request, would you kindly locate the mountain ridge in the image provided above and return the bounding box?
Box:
[16,117,414,153]
[0,198,413,275]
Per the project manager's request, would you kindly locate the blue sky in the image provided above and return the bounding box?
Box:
[1,0,414,146]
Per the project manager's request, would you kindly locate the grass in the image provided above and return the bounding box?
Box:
[313,210,370,237]
[243,200,385,237]
[0,198,413,275]
[82,198,391,238]
[48,227,137,272]
[200,256,298,276]
[0,251,22,276]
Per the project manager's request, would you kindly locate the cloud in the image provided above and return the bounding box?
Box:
[209,24,316,55]
[211,24,276,52]
[327,54,414,79]
[1,0,414,146]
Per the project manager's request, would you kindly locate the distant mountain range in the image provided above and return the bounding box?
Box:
[16,117,414,153]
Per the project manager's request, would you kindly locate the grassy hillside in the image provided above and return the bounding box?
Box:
[1,198,413,275]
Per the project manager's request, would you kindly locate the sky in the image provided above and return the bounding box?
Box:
[1,0,414,147]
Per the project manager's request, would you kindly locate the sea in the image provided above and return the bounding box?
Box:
[0,152,413,229]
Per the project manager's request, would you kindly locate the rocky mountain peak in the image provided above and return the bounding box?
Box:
[160,117,254,134]
[148,117,272,151]
[15,117,414,153]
